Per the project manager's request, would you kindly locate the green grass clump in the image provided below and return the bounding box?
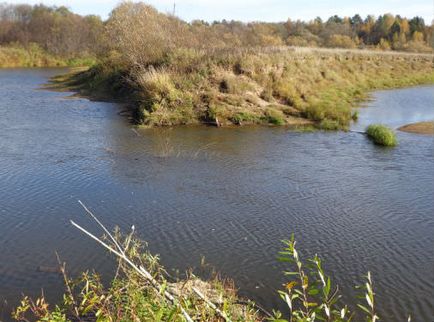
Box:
[319,119,341,131]
[366,124,398,146]
[351,110,359,121]
[262,108,286,125]
[273,80,303,108]
[231,111,259,124]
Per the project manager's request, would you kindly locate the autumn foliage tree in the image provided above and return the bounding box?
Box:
[0,3,103,58]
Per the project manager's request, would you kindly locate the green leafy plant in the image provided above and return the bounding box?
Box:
[270,235,385,322]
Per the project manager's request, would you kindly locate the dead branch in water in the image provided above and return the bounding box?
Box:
[72,201,194,322]
[72,201,237,321]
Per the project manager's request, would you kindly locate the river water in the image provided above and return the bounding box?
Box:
[0,69,433,321]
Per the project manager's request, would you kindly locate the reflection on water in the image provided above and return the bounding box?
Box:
[0,70,433,321]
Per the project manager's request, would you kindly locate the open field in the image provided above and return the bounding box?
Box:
[289,46,433,57]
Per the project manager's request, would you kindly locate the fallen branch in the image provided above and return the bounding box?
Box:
[72,202,194,322]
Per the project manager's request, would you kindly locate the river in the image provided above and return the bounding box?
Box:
[0,68,433,321]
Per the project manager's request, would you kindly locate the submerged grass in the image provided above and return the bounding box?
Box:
[56,48,434,129]
[366,124,398,146]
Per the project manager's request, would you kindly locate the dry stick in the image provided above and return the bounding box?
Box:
[114,226,135,281]
[131,128,141,137]
[78,200,125,256]
[192,287,232,322]
[70,220,194,322]
[76,202,232,321]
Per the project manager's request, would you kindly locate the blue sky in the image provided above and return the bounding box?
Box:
[6,0,433,22]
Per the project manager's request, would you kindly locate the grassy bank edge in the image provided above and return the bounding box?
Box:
[12,206,388,322]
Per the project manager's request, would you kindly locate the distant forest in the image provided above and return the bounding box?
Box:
[0,2,432,60]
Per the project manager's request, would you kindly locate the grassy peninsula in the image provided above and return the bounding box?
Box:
[60,47,433,129]
[47,2,433,129]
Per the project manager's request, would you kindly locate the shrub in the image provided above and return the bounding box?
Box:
[0,44,66,67]
[319,119,341,130]
[219,75,255,95]
[231,112,258,124]
[13,226,393,322]
[13,227,260,322]
[260,87,274,102]
[272,235,381,321]
[326,35,357,49]
[352,110,359,121]
[304,103,326,122]
[134,67,176,105]
[262,108,286,125]
[273,81,302,108]
[366,124,398,146]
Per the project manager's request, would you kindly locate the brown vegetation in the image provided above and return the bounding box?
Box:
[0,3,103,64]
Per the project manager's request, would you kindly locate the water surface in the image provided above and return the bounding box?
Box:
[353,85,434,131]
[0,70,433,321]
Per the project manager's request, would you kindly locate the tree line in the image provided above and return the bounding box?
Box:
[0,3,103,57]
[0,2,432,61]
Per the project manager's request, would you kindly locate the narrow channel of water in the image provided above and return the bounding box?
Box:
[0,69,433,321]
[352,85,434,131]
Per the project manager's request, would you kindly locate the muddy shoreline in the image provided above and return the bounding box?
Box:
[398,121,434,135]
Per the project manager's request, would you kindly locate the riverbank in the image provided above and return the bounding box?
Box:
[52,48,434,129]
[12,230,263,321]
[0,45,96,68]
[11,217,381,322]
[398,121,434,135]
